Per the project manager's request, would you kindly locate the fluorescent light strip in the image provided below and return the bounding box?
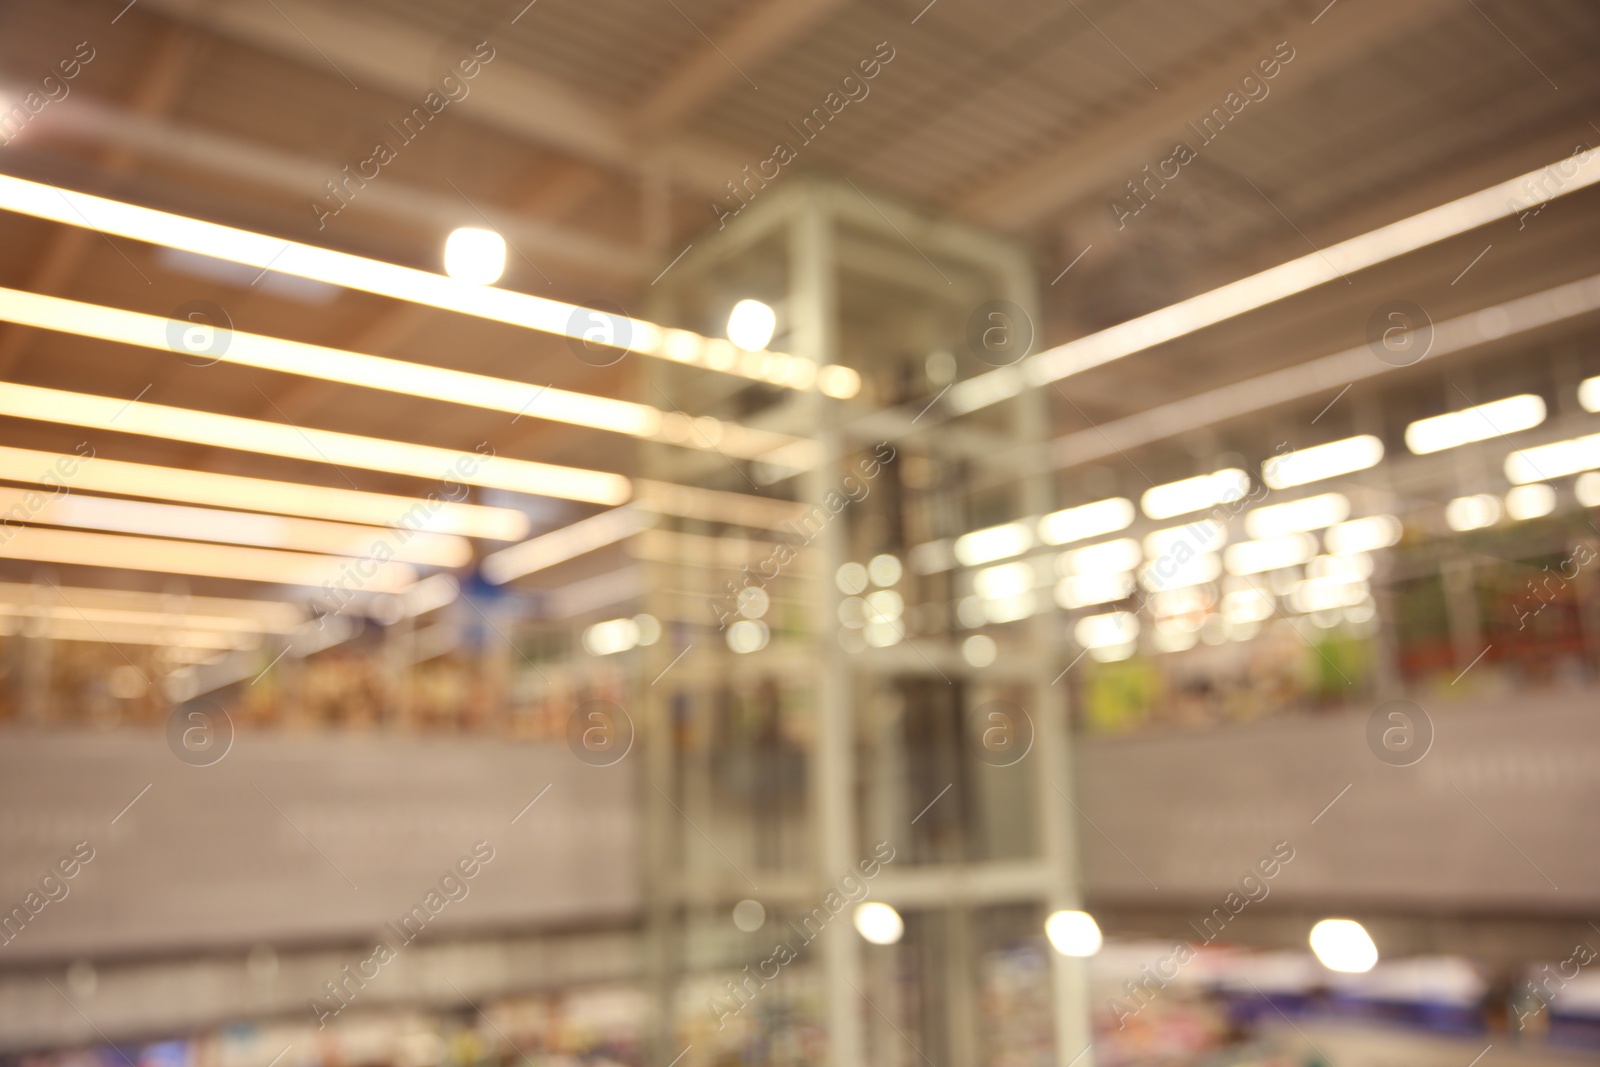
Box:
[1262,435,1384,490]
[1038,497,1135,546]
[1141,469,1249,521]
[482,506,655,584]
[0,382,630,505]
[1445,494,1502,532]
[0,445,526,540]
[0,613,251,651]
[0,525,417,590]
[0,174,860,394]
[1047,273,1600,472]
[1325,515,1402,555]
[0,286,654,435]
[1059,538,1142,576]
[974,560,1036,599]
[949,149,1600,413]
[1224,533,1318,575]
[0,579,303,631]
[1405,394,1545,455]
[397,573,460,618]
[1580,376,1600,412]
[954,521,1035,566]
[1504,483,1556,521]
[1244,492,1350,539]
[632,479,811,530]
[3,488,469,567]
[0,288,811,463]
[1505,432,1600,483]
[0,603,266,639]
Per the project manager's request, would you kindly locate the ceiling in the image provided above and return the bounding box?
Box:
[1,0,1598,599]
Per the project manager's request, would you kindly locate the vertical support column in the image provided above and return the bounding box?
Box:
[792,193,865,1067]
[1009,264,1095,1066]
[637,440,679,1062]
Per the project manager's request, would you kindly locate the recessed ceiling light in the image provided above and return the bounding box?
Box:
[442,227,507,285]
[726,299,777,351]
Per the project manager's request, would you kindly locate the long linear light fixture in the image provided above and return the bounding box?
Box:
[1045,271,1600,470]
[0,383,631,506]
[947,273,1600,557]
[0,287,813,465]
[0,603,266,641]
[0,579,303,631]
[949,148,1600,414]
[0,445,526,540]
[0,613,253,652]
[1,487,470,567]
[482,506,655,585]
[0,174,860,397]
[482,484,823,585]
[0,525,418,590]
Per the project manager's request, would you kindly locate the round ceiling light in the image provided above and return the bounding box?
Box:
[443,227,507,285]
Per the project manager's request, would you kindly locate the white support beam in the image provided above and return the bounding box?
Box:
[957,0,1453,229]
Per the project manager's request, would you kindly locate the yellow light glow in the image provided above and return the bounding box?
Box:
[0,603,265,640]
[0,613,252,652]
[1141,469,1249,520]
[1262,436,1384,490]
[1038,497,1135,546]
[0,382,630,506]
[0,173,865,392]
[0,288,821,465]
[0,579,303,632]
[954,521,1034,566]
[1045,910,1103,957]
[0,488,469,567]
[0,525,418,590]
[1405,394,1546,455]
[442,227,506,285]
[0,445,526,540]
[0,287,659,437]
[949,148,1600,412]
[482,506,655,584]
[1309,918,1378,973]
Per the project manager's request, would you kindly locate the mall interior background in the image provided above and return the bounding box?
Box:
[1,0,1600,1064]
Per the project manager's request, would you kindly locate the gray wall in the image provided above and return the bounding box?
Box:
[1,686,1594,970]
[0,732,636,962]
[1075,687,1600,911]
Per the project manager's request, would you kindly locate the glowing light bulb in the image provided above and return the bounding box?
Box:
[1309,918,1378,973]
[853,902,904,945]
[727,299,777,351]
[443,227,506,285]
[1045,910,1103,957]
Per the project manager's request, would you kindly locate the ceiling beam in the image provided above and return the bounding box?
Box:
[0,25,203,376]
[138,0,749,198]
[36,98,645,278]
[636,0,848,128]
[956,0,1454,229]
